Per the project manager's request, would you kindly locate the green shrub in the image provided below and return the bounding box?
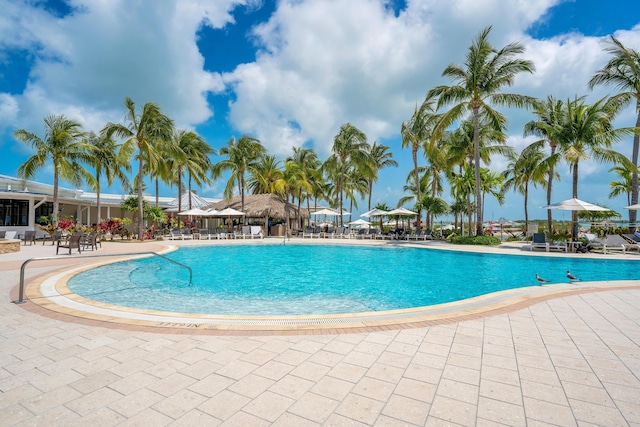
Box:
[450,235,502,246]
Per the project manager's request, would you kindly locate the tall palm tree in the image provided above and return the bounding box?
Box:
[15,115,91,225]
[589,36,640,231]
[328,123,370,225]
[401,96,439,224]
[171,130,214,211]
[287,147,321,227]
[102,97,174,240]
[501,143,550,233]
[557,95,632,239]
[273,161,310,234]
[212,135,266,219]
[85,131,130,223]
[429,26,535,236]
[523,96,565,232]
[364,142,398,211]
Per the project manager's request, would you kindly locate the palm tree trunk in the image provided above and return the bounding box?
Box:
[473,109,483,236]
[95,171,101,224]
[413,147,421,227]
[155,178,159,207]
[177,168,183,213]
[572,162,579,241]
[546,144,556,233]
[629,110,640,232]
[368,179,373,211]
[188,174,192,210]
[52,169,60,226]
[137,154,144,240]
[524,182,529,233]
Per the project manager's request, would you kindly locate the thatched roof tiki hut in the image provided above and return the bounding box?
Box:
[205,194,308,235]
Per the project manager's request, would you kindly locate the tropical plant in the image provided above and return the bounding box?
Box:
[501,143,550,233]
[85,131,130,222]
[213,135,266,220]
[429,26,535,236]
[328,123,370,225]
[523,95,566,232]
[415,195,449,229]
[171,130,214,211]
[589,36,640,230]
[15,114,93,225]
[102,97,174,240]
[364,142,398,211]
[609,165,633,205]
[556,95,632,239]
[248,155,283,194]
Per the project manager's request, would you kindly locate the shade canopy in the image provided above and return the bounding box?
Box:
[177,208,210,216]
[204,194,308,219]
[624,204,640,210]
[361,208,388,218]
[349,218,371,226]
[168,190,211,209]
[541,198,608,211]
[215,207,245,216]
[311,208,341,216]
[387,207,418,216]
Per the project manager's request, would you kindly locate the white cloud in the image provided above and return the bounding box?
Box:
[0,0,245,134]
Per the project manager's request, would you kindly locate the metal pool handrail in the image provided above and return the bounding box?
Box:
[14,251,193,304]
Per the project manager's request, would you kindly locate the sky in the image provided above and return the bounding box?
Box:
[1,0,639,222]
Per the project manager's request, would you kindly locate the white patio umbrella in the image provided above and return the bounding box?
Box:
[360,208,388,218]
[541,198,608,211]
[177,208,209,216]
[214,207,246,232]
[387,207,418,231]
[542,198,608,240]
[348,218,371,228]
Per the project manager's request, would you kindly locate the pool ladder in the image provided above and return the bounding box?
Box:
[14,251,193,305]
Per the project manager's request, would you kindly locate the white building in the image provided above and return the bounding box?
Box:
[0,174,219,236]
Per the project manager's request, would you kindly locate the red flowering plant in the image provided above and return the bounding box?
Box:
[57,218,75,232]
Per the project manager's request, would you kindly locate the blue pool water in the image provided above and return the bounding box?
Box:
[67,244,640,315]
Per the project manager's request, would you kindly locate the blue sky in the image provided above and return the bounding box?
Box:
[1,0,639,221]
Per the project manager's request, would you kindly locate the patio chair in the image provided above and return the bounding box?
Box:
[57,234,82,255]
[250,226,264,239]
[81,232,99,251]
[355,228,367,239]
[530,233,550,252]
[241,225,252,239]
[169,229,183,240]
[198,229,212,240]
[602,234,638,254]
[0,230,5,238]
[22,230,36,245]
[408,229,430,241]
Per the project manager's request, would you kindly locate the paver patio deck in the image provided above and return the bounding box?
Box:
[1,238,639,426]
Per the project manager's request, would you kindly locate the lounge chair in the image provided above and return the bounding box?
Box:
[5,231,17,239]
[623,233,640,244]
[601,234,639,254]
[529,233,566,252]
[0,231,5,238]
[22,230,36,245]
[408,229,430,241]
[355,229,367,239]
[250,226,264,239]
[198,229,211,240]
[169,229,183,240]
[57,234,82,255]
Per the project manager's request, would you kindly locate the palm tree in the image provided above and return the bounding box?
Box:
[273,161,310,234]
[401,96,439,225]
[171,130,214,211]
[501,143,549,233]
[416,195,449,230]
[102,97,174,240]
[609,165,633,205]
[15,115,92,225]
[589,36,640,231]
[523,96,565,232]
[429,26,535,235]
[85,131,130,223]
[557,95,632,239]
[212,135,266,219]
[248,155,283,194]
[328,123,370,225]
[364,142,398,211]
[287,147,321,227]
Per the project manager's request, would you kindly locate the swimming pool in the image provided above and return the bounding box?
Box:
[66,244,640,316]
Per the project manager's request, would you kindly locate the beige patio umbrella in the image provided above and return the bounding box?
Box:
[214,207,246,232]
[542,198,608,240]
[387,207,418,231]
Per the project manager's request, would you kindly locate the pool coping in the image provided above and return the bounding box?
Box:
[15,239,640,335]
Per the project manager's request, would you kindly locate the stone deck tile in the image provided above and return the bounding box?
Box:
[1,241,639,425]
